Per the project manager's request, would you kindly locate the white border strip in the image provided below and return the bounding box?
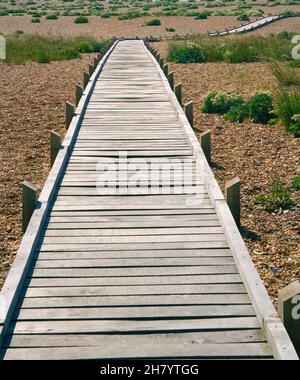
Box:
[144,42,298,360]
[0,40,119,347]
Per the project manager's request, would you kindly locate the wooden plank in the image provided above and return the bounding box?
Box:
[1,342,273,360]
[7,317,261,334]
[13,304,255,321]
[3,329,267,348]
[26,274,242,287]
[22,284,246,297]
[19,293,251,308]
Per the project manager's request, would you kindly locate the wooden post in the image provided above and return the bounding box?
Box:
[66,101,75,129]
[50,130,61,167]
[200,129,211,166]
[75,84,83,106]
[168,71,174,90]
[22,181,38,233]
[94,57,98,68]
[175,83,182,105]
[278,281,300,354]
[97,52,102,61]
[83,71,89,89]
[225,177,241,228]
[89,63,94,76]
[159,57,164,68]
[163,63,169,77]
[184,101,193,128]
[156,53,160,63]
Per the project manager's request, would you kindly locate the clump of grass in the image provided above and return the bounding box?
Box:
[273,89,300,136]
[4,34,111,64]
[74,16,89,24]
[202,92,244,114]
[45,14,58,20]
[166,27,175,32]
[194,11,211,19]
[167,41,205,63]
[225,103,249,122]
[248,92,274,124]
[269,61,300,87]
[254,178,295,213]
[31,17,40,23]
[292,174,300,190]
[167,35,293,64]
[146,19,161,26]
[237,14,250,21]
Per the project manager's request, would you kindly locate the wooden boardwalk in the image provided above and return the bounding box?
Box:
[0,40,297,360]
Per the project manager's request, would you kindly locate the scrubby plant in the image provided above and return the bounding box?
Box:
[202,92,244,114]
[247,92,274,123]
[225,103,249,122]
[31,17,40,23]
[254,178,295,212]
[292,174,300,190]
[194,11,211,19]
[45,14,58,20]
[146,18,161,26]
[166,27,175,32]
[74,15,89,23]
[273,89,300,136]
[237,14,250,21]
[167,41,205,63]
[269,61,300,87]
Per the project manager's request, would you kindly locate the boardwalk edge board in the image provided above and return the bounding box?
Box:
[145,43,298,360]
[0,40,119,346]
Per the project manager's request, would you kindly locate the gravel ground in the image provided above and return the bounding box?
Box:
[1,14,300,38]
[153,41,300,304]
[0,54,96,288]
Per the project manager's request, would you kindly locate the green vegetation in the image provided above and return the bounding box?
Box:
[203,91,274,124]
[194,11,211,19]
[45,14,58,20]
[269,61,300,87]
[168,42,205,64]
[31,17,40,23]
[74,15,89,23]
[146,18,161,26]
[202,92,244,114]
[166,27,175,32]
[236,14,250,21]
[292,174,300,190]
[273,90,300,137]
[254,178,295,212]
[4,34,110,64]
[167,35,294,64]
[248,92,273,123]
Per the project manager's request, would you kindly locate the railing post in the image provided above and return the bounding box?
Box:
[83,71,90,89]
[75,84,83,106]
[50,130,61,167]
[184,101,193,128]
[163,63,169,77]
[89,63,94,76]
[159,57,164,68]
[94,57,98,67]
[225,177,241,228]
[278,281,300,354]
[168,71,174,90]
[66,101,75,129]
[97,52,102,62]
[174,83,182,105]
[200,129,211,166]
[22,181,38,233]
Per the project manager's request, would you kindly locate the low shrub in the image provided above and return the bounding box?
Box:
[273,89,300,136]
[225,103,248,122]
[237,14,250,21]
[74,16,89,23]
[167,42,205,63]
[146,19,161,26]
[202,92,244,114]
[166,27,175,32]
[254,178,295,212]
[247,92,273,123]
[31,17,40,23]
[292,174,300,190]
[45,14,58,20]
[269,61,300,87]
[194,11,211,20]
